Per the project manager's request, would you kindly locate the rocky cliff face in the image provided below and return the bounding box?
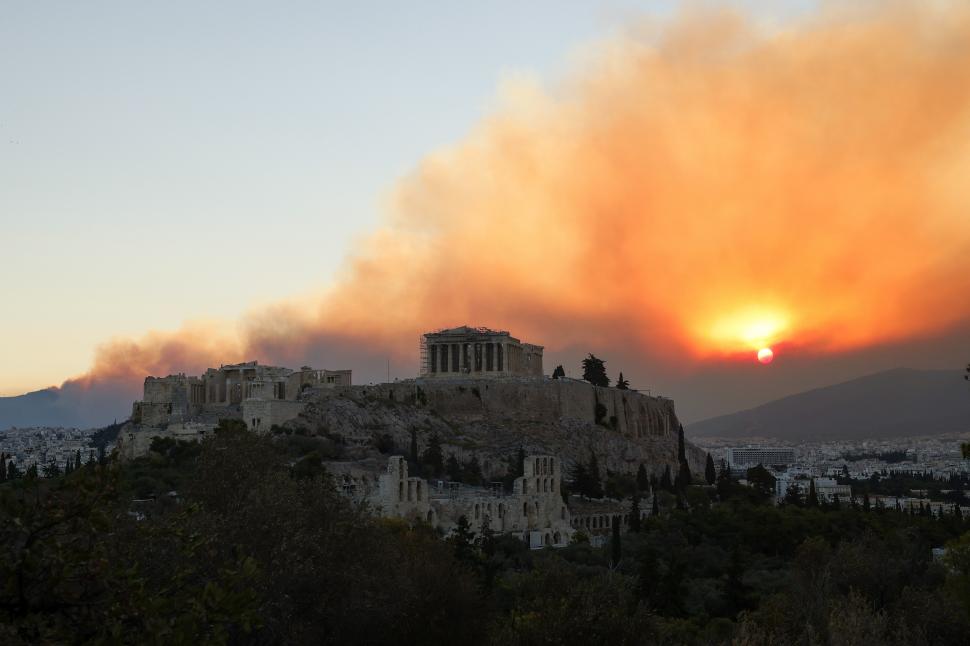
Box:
[288,377,707,480]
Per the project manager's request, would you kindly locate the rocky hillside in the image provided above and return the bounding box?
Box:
[285,377,707,479]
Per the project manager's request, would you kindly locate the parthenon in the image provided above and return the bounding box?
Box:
[420,326,543,378]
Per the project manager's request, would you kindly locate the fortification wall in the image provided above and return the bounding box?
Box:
[346,377,678,442]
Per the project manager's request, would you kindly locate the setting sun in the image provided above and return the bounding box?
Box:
[757,348,774,364]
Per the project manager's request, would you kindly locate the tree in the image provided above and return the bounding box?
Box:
[863,491,871,512]
[677,425,686,463]
[587,452,604,498]
[422,432,444,477]
[651,493,660,516]
[409,428,419,465]
[7,461,21,480]
[636,464,649,491]
[449,515,477,565]
[746,464,776,500]
[807,479,819,507]
[0,453,6,482]
[25,463,39,479]
[705,454,716,485]
[581,354,609,387]
[675,461,691,492]
[610,517,622,567]
[551,365,565,379]
[74,449,82,472]
[463,456,484,486]
[446,453,462,482]
[659,465,673,492]
[782,482,803,506]
[616,373,630,390]
[629,495,642,533]
[43,459,61,479]
[569,461,589,497]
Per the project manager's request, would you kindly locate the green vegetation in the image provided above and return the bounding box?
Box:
[4,432,970,644]
[581,353,610,387]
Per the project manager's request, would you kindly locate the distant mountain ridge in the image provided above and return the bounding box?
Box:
[687,368,970,440]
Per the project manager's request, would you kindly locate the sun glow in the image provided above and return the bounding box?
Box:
[758,348,774,364]
[706,309,790,356]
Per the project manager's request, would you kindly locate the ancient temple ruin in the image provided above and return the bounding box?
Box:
[420,326,543,379]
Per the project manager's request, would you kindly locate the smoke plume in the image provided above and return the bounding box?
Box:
[65,2,970,420]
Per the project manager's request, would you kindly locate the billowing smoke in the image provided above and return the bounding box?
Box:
[44,2,970,424]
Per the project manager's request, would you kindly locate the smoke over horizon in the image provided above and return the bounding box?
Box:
[29,2,970,425]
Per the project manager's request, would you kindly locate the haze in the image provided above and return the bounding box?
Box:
[3,0,969,425]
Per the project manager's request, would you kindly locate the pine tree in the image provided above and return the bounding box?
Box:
[610,517,622,567]
[581,354,609,387]
[7,461,21,480]
[616,373,630,390]
[98,445,106,465]
[25,463,38,479]
[636,464,649,491]
[629,495,642,532]
[552,365,566,379]
[705,454,716,485]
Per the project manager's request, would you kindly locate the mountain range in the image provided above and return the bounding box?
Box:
[687,368,970,440]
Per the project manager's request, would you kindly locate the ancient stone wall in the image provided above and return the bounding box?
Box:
[242,399,307,432]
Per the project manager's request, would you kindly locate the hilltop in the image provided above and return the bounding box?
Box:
[687,368,970,440]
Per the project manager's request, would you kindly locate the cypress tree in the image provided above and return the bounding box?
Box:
[705,454,716,485]
[677,425,686,463]
[587,451,604,498]
[25,463,38,479]
[660,464,673,491]
[637,464,649,491]
[651,492,660,516]
[807,479,819,507]
[863,492,871,512]
[629,495,642,532]
[610,516,622,567]
[464,456,484,486]
[616,373,630,390]
[0,453,6,482]
[676,461,692,492]
[569,461,589,497]
[75,449,82,471]
[446,453,462,482]
[422,432,444,476]
[7,461,21,480]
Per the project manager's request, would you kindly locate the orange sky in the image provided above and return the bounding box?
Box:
[69,2,970,410]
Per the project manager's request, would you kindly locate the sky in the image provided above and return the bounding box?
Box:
[3,1,969,425]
